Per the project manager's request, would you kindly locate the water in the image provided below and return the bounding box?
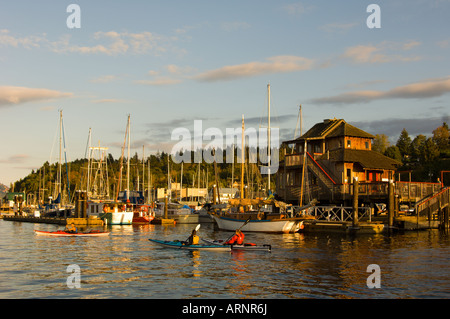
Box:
[0,219,449,299]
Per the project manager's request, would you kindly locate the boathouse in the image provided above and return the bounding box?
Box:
[277,118,402,205]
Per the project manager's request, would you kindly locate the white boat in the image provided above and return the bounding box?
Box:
[210,213,306,233]
[154,201,199,224]
[88,201,133,225]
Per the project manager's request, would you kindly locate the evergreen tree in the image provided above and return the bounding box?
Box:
[396,128,412,160]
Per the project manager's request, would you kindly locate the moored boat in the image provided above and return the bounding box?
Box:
[209,198,315,233]
[148,238,231,251]
[153,201,199,224]
[34,230,110,237]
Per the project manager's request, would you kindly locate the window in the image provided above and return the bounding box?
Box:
[365,141,369,149]
[347,140,351,148]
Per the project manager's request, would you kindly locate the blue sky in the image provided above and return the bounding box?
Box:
[1,0,449,185]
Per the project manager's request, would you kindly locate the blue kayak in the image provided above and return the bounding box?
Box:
[148,239,231,251]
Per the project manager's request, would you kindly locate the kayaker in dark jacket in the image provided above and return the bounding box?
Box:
[187,229,199,245]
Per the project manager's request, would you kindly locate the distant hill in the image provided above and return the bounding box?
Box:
[0,183,8,198]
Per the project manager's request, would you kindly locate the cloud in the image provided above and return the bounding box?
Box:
[1,29,177,56]
[195,56,315,82]
[90,75,118,83]
[282,3,311,15]
[309,77,450,105]
[136,64,196,86]
[351,116,450,139]
[0,86,72,107]
[0,29,46,49]
[91,98,129,104]
[0,154,29,164]
[135,78,183,86]
[341,41,422,64]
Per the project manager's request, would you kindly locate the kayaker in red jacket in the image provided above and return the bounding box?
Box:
[225,229,245,245]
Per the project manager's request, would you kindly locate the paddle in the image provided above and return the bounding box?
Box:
[223,218,251,244]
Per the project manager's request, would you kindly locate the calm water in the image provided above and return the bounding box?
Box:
[0,219,449,299]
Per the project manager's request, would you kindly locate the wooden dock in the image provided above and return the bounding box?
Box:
[2,215,67,225]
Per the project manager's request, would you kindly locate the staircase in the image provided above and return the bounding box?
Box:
[305,152,336,193]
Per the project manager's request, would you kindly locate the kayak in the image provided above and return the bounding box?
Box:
[148,239,231,251]
[201,239,272,252]
[34,230,110,237]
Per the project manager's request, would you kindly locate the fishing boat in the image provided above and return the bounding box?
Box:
[201,238,272,251]
[34,229,110,237]
[148,238,231,251]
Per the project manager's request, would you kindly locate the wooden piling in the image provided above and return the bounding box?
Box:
[164,195,168,219]
[444,206,449,231]
[352,177,359,228]
[388,180,394,228]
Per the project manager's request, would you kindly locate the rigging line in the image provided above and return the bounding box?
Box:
[61,116,71,203]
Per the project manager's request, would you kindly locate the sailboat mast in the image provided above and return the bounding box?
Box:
[58,110,62,200]
[241,114,245,198]
[267,84,271,193]
[127,114,130,201]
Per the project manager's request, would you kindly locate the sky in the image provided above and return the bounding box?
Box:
[1,0,449,186]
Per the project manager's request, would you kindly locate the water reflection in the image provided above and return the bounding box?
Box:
[0,220,449,298]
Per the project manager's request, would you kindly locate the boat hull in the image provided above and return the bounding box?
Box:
[35,230,110,237]
[211,214,303,233]
[201,239,271,251]
[148,239,231,251]
[100,211,134,225]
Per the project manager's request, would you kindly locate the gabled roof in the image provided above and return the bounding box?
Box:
[319,149,401,170]
[284,119,374,143]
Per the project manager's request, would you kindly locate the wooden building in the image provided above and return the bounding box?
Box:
[277,118,402,205]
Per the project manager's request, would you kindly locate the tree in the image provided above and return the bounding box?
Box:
[372,134,390,154]
[410,134,426,162]
[420,138,439,163]
[432,122,450,155]
[384,146,402,162]
[396,128,412,159]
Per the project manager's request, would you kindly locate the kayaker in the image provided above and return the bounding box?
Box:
[225,229,245,245]
[65,223,78,234]
[186,229,199,245]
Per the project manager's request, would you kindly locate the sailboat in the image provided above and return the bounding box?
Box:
[96,115,134,225]
[153,155,199,224]
[209,85,315,233]
[41,110,74,218]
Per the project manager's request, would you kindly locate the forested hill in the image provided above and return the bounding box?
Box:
[0,183,8,198]
[10,147,277,199]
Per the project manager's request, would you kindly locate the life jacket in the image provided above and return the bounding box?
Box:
[236,232,245,245]
[189,235,199,245]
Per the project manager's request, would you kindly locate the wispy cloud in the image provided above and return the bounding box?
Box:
[136,64,196,86]
[91,98,130,104]
[341,41,422,64]
[90,75,118,83]
[309,76,450,105]
[0,86,72,107]
[195,56,315,82]
[0,29,179,56]
[351,115,450,138]
[0,154,29,164]
[282,3,312,15]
